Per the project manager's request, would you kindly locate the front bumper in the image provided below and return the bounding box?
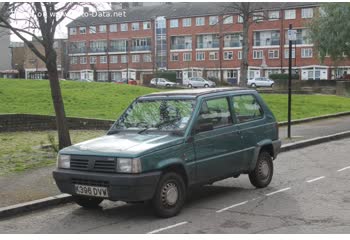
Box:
[53,169,161,202]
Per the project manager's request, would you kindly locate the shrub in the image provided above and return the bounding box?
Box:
[269,73,299,80]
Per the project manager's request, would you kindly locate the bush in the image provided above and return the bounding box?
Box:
[269,73,299,80]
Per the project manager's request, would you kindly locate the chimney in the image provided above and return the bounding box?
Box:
[83,7,89,13]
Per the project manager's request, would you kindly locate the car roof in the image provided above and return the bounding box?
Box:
[139,87,255,99]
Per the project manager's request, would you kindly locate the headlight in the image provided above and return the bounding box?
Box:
[117,158,142,173]
[57,154,70,169]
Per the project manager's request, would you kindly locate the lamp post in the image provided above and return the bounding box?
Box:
[287,24,296,139]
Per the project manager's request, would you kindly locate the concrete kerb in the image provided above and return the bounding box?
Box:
[278,111,350,126]
[1,113,350,219]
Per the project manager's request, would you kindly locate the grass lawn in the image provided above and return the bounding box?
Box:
[1,78,350,122]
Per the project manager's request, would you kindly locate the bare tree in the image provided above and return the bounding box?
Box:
[0,2,90,149]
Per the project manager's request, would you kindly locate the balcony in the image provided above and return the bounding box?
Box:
[224,41,241,48]
[197,42,219,49]
[131,45,151,51]
[254,39,280,47]
[89,47,108,53]
[69,47,87,54]
[109,46,127,52]
[170,44,192,50]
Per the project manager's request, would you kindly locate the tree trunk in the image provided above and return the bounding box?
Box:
[239,17,250,87]
[46,54,72,149]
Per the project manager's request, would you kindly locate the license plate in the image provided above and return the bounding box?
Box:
[74,184,109,197]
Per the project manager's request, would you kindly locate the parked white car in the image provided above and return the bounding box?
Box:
[150,78,177,87]
[248,77,274,88]
[184,77,216,88]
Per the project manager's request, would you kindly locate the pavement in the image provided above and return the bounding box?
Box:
[1,138,350,233]
[0,115,350,209]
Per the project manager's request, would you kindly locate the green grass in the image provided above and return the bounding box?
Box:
[1,78,350,122]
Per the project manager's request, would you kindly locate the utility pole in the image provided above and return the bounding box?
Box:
[287,24,296,139]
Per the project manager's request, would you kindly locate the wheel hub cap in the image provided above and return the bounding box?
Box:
[162,183,178,206]
[260,161,270,179]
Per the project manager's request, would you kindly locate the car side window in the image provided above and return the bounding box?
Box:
[232,95,264,123]
[196,97,232,130]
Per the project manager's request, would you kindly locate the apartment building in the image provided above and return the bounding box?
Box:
[67,2,350,83]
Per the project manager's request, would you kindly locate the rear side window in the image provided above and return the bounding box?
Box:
[197,97,232,128]
[232,95,263,123]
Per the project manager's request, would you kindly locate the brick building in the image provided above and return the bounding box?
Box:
[66,2,350,83]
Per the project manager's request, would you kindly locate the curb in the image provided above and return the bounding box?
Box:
[0,194,73,220]
[278,111,350,127]
[1,130,350,220]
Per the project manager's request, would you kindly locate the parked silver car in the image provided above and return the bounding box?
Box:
[150,78,177,87]
[248,77,274,88]
[184,77,216,88]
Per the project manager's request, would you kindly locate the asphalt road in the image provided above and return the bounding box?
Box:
[1,138,350,234]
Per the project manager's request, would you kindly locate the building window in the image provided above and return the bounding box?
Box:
[121,55,128,63]
[253,12,264,22]
[79,27,86,34]
[254,30,280,46]
[183,52,192,61]
[224,33,243,48]
[170,53,179,61]
[196,17,205,26]
[89,26,96,34]
[237,15,243,23]
[69,72,80,80]
[97,72,108,81]
[132,55,140,63]
[70,56,78,64]
[80,56,87,64]
[143,21,151,30]
[301,48,313,58]
[197,34,219,49]
[302,8,314,18]
[90,40,107,52]
[209,52,219,60]
[120,23,128,32]
[238,51,242,59]
[284,49,296,59]
[196,52,205,61]
[209,16,219,25]
[285,29,312,45]
[110,24,117,32]
[171,36,192,50]
[143,54,152,62]
[285,9,296,20]
[224,51,233,60]
[99,25,107,33]
[110,40,127,52]
[268,50,279,59]
[132,22,139,31]
[110,55,118,63]
[131,38,151,51]
[90,56,96,64]
[268,10,280,20]
[253,50,263,59]
[69,28,76,35]
[100,56,107,64]
[170,19,179,28]
[182,18,191,27]
[227,70,237,79]
[223,15,233,24]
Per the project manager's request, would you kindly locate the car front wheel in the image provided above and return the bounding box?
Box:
[152,172,186,218]
[249,151,273,188]
[73,196,103,209]
[188,84,193,88]
[204,84,209,88]
[251,83,256,88]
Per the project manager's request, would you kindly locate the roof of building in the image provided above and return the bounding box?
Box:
[67,2,320,28]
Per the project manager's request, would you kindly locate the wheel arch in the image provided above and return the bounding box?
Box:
[249,140,274,171]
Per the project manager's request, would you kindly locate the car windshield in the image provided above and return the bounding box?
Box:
[112,99,196,132]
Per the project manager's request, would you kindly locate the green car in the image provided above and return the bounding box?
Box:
[53,88,281,218]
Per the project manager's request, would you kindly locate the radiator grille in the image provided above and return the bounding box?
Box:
[70,155,116,173]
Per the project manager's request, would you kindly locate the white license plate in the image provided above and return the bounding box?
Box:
[74,184,109,197]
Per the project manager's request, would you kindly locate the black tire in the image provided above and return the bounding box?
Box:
[251,83,256,88]
[204,84,209,88]
[73,196,103,209]
[152,172,187,218]
[270,83,274,88]
[249,151,273,188]
[188,84,193,88]
[166,84,170,87]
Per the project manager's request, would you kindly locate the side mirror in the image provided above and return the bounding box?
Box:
[195,122,214,133]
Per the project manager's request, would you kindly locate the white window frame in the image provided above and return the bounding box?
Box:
[237,15,243,23]
[223,15,233,24]
[238,51,242,60]
[183,18,192,27]
[99,25,107,33]
[253,12,264,22]
[69,28,76,35]
[196,52,205,61]
[70,56,78,64]
[97,72,108,81]
[110,55,118,63]
[110,24,117,32]
[301,48,313,58]
[100,56,107,64]
[284,49,296,59]
[268,10,280,20]
[90,56,96,64]
[120,23,128,32]
[170,53,179,61]
[302,8,313,19]
[143,54,152,62]
[80,56,87,64]
[170,19,179,28]
[285,9,296,20]
[79,27,86,34]
[209,16,219,25]
[132,55,140,63]
[268,49,279,59]
[209,51,219,60]
[253,50,263,59]
[132,22,139,31]
[224,51,233,60]
[121,55,128,63]
[196,17,205,26]
[143,21,151,30]
[89,26,96,34]
[183,52,192,61]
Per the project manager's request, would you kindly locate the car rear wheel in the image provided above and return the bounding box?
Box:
[270,83,274,88]
[188,84,193,88]
[249,151,273,188]
[204,84,209,88]
[152,172,186,218]
[251,83,257,88]
[73,196,103,209]
[166,84,170,87]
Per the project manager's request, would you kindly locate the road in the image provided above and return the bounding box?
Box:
[1,138,350,234]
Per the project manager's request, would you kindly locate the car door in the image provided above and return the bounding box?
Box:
[232,94,265,171]
[193,96,242,182]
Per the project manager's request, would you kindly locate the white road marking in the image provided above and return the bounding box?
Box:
[265,187,291,196]
[147,221,188,234]
[216,201,248,213]
[337,166,350,172]
[306,176,325,183]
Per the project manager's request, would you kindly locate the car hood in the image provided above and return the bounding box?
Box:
[60,133,184,158]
